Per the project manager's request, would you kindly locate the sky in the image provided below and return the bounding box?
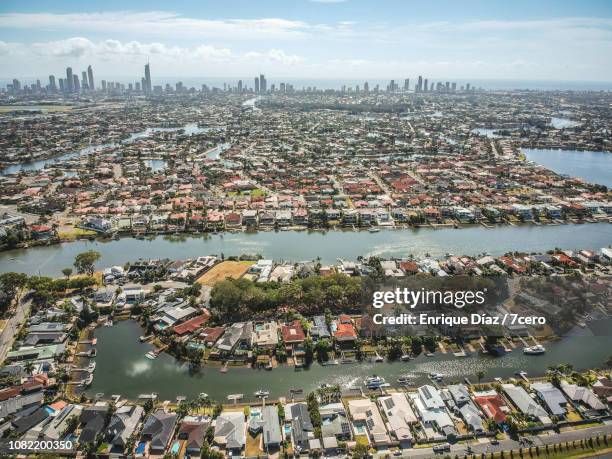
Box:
[1,0,612,83]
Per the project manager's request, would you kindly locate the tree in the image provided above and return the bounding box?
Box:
[74,250,101,276]
[477,371,485,384]
[24,360,35,376]
[352,442,369,459]
[62,268,73,278]
[0,272,28,303]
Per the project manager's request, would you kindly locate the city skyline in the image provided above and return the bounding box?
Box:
[1,0,612,81]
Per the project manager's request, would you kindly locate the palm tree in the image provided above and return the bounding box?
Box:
[477,370,485,384]
[24,360,35,376]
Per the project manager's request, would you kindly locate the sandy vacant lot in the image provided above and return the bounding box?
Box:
[196,260,253,286]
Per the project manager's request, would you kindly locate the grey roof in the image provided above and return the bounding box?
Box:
[141,409,177,451]
[214,412,246,450]
[291,403,313,449]
[503,384,548,418]
[107,404,144,448]
[79,405,109,444]
[531,382,568,416]
[262,405,282,446]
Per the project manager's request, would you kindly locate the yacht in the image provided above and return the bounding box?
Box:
[254,389,270,398]
[429,372,444,381]
[400,354,412,361]
[368,227,380,233]
[523,344,546,355]
[364,375,386,389]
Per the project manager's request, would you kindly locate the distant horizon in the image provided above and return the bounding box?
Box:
[3,76,612,92]
[1,0,612,82]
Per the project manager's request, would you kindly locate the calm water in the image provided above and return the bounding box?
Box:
[1,123,210,175]
[1,223,610,277]
[85,320,612,401]
[523,148,612,188]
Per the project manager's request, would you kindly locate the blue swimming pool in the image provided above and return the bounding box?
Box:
[171,441,180,454]
[135,441,146,454]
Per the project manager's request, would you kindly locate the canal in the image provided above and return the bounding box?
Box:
[523,148,612,188]
[84,320,612,401]
[1,223,610,277]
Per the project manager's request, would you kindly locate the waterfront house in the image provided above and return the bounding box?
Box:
[258,405,282,450]
[106,404,144,452]
[445,384,484,433]
[289,403,315,453]
[531,382,568,417]
[199,327,225,346]
[216,322,252,354]
[333,315,357,347]
[41,403,83,441]
[178,417,209,455]
[310,315,331,341]
[7,343,66,362]
[79,403,110,445]
[410,385,457,440]
[319,402,352,441]
[473,390,508,424]
[141,409,177,455]
[214,411,246,455]
[253,321,279,349]
[172,312,210,336]
[502,384,550,424]
[123,284,145,304]
[378,393,417,447]
[281,320,306,353]
[347,398,391,446]
[560,380,606,415]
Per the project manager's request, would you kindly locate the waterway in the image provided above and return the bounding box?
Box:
[523,148,612,188]
[84,319,612,401]
[1,123,212,175]
[1,223,610,277]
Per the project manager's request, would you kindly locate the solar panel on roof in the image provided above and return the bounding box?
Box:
[384,398,395,409]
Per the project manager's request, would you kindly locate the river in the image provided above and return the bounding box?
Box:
[523,148,612,188]
[83,319,612,401]
[1,223,610,277]
[1,123,213,175]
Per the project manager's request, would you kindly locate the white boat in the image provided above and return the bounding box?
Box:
[368,227,380,233]
[397,376,415,386]
[254,389,270,397]
[145,351,157,360]
[523,344,546,355]
[365,375,386,389]
[429,372,444,381]
[400,354,412,361]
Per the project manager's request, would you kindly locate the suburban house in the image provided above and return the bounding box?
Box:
[106,404,144,453]
[531,382,568,418]
[214,411,246,455]
[289,403,315,453]
[377,393,417,447]
[410,385,457,440]
[347,398,391,447]
[502,384,550,424]
[140,409,177,455]
[445,384,485,433]
[472,390,508,425]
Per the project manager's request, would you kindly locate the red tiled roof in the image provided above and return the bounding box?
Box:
[474,394,507,423]
[173,312,210,336]
[281,320,305,343]
[334,322,357,341]
[199,327,225,344]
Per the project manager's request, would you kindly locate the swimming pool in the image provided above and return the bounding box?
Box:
[171,441,180,454]
[135,441,146,454]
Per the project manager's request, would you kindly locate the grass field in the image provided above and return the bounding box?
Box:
[196,261,253,286]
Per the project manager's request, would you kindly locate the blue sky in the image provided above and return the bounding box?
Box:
[1,0,611,81]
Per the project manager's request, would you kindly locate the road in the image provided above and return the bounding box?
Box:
[0,293,31,363]
[374,423,612,459]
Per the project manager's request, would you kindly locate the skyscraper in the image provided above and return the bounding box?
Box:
[404,79,409,91]
[423,78,428,92]
[66,67,73,93]
[73,74,80,92]
[364,81,369,92]
[81,71,88,91]
[237,80,243,92]
[48,75,56,93]
[144,63,151,93]
[259,74,266,92]
[254,77,260,93]
[87,65,94,91]
[417,75,423,92]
